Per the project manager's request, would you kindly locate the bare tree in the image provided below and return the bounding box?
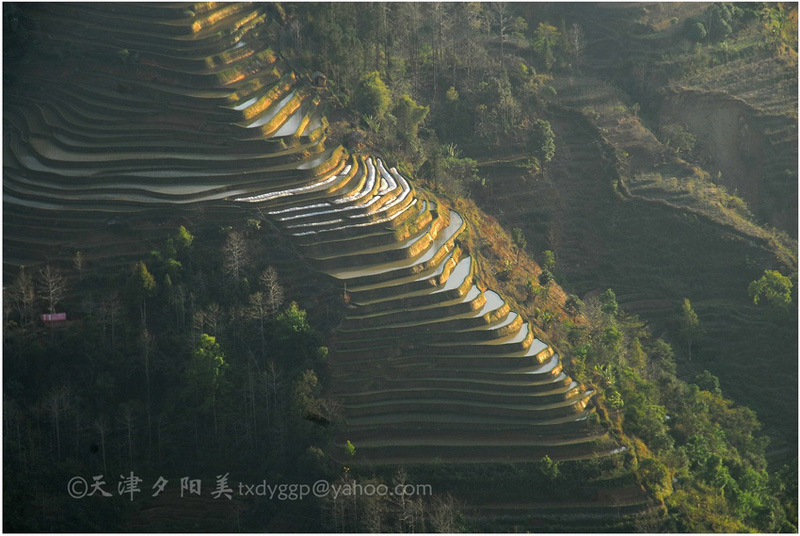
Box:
[100,292,121,351]
[265,360,282,428]
[428,493,460,533]
[192,309,206,337]
[248,292,269,358]
[260,266,284,316]
[392,468,425,532]
[38,264,68,314]
[289,18,302,50]
[118,403,136,468]
[4,397,23,464]
[8,267,36,324]
[431,2,446,97]
[566,23,587,69]
[46,386,70,459]
[95,416,109,474]
[323,472,349,531]
[223,231,250,284]
[73,395,82,459]
[205,303,222,337]
[139,329,155,458]
[492,2,511,71]
[359,481,386,532]
[399,3,423,94]
[168,283,186,331]
[409,496,427,532]
[73,251,84,281]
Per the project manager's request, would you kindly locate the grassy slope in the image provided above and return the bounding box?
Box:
[562,3,797,238]
[473,3,798,465]
[472,97,797,465]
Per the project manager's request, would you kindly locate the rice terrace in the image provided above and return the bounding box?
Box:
[3,2,797,532]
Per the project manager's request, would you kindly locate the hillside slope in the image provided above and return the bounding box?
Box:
[472,4,797,467]
[3,2,657,530]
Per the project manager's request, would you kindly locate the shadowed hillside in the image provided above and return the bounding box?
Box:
[3,2,795,532]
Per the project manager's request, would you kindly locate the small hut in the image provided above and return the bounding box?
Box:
[311,71,327,88]
[41,313,67,324]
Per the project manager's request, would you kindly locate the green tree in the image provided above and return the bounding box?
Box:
[565,294,583,314]
[677,298,703,360]
[290,368,334,432]
[276,302,315,358]
[705,3,734,40]
[529,119,556,165]
[278,301,311,334]
[542,249,556,272]
[694,370,722,396]
[353,71,391,119]
[291,369,320,419]
[538,454,561,480]
[435,143,482,196]
[748,270,793,310]
[511,227,527,263]
[629,337,647,369]
[538,268,553,286]
[526,278,541,302]
[761,3,798,52]
[185,333,228,436]
[685,18,708,41]
[639,457,672,501]
[648,339,677,376]
[532,22,560,70]
[176,225,194,251]
[129,261,156,326]
[393,93,429,143]
[600,288,619,317]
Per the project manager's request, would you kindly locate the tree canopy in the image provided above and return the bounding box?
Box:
[353,71,391,120]
[748,270,793,310]
[529,119,556,164]
[393,93,429,142]
[677,298,703,360]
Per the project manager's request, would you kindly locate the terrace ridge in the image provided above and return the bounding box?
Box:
[5,1,613,470]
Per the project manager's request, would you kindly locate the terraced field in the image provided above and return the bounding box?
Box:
[3,2,621,469]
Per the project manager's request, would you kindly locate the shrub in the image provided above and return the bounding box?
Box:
[706,3,736,41]
[638,458,672,500]
[529,119,556,163]
[685,18,708,41]
[538,268,553,286]
[393,93,429,142]
[660,123,696,154]
[353,71,391,119]
[748,270,793,310]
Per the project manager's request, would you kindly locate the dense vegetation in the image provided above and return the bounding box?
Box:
[556,291,796,532]
[4,222,329,530]
[3,217,478,531]
[283,2,562,196]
